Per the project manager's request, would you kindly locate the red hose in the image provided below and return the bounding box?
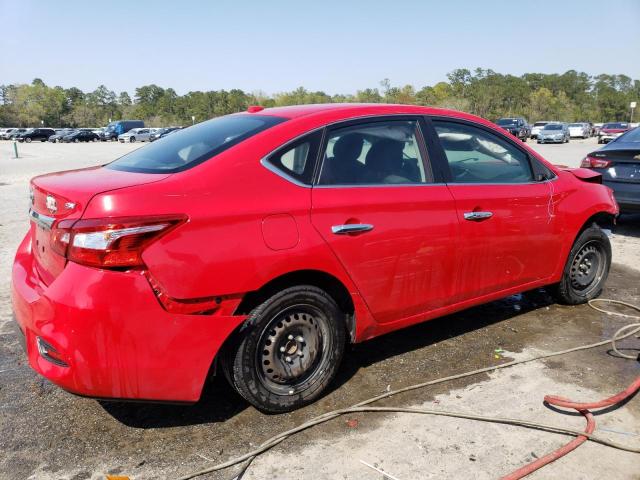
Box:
[501,376,640,480]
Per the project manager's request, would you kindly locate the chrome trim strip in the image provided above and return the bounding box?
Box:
[259,157,311,188]
[29,209,55,229]
[258,112,561,189]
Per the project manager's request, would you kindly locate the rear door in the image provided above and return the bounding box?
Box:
[310,117,460,324]
[427,118,562,301]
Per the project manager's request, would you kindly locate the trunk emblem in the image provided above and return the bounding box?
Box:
[46,195,57,214]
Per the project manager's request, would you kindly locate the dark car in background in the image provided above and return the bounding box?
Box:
[496,117,530,141]
[149,127,181,142]
[598,122,631,144]
[582,127,640,212]
[49,129,76,142]
[100,120,145,141]
[17,128,56,143]
[62,130,100,143]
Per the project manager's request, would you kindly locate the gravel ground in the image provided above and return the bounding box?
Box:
[0,137,639,479]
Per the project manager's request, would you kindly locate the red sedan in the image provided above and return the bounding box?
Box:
[12,104,618,412]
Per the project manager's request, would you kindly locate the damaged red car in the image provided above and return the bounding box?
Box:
[12,104,618,412]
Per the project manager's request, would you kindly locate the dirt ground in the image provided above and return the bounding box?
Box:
[0,137,639,480]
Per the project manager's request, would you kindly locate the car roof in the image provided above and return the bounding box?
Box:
[246,103,495,126]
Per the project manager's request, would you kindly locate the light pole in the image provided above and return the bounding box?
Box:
[191,115,195,125]
[631,102,637,123]
[40,120,44,127]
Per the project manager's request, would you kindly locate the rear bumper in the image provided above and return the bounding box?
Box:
[603,180,640,213]
[11,233,246,402]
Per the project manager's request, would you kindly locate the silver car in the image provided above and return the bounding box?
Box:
[568,123,590,138]
[118,128,153,143]
[530,121,556,139]
[537,123,570,144]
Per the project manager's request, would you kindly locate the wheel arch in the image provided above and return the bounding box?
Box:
[234,269,357,341]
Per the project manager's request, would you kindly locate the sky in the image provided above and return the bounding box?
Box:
[1,0,639,96]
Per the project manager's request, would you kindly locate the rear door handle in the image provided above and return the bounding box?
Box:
[463,211,493,221]
[331,224,374,235]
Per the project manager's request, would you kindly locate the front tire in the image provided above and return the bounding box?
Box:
[129,137,136,143]
[224,285,346,413]
[552,224,611,305]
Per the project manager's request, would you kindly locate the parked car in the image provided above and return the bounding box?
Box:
[12,104,618,413]
[0,128,20,140]
[17,128,56,143]
[495,117,530,141]
[101,120,145,141]
[582,126,640,212]
[598,122,630,144]
[49,129,76,143]
[118,128,153,143]
[568,123,590,139]
[5,128,28,140]
[149,127,181,142]
[530,121,555,139]
[537,123,570,143]
[62,130,100,143]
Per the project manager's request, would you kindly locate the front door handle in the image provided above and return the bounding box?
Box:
[463,211,493,221]
[331,223,374,235]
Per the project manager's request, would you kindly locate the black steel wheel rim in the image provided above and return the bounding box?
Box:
[569,240,606,295]
[256,304,329,395]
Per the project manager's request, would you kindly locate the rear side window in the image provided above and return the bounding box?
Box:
[264,131,321,185]
[318,120,430,185]
[108,114,286,173]
[433,120,533,184]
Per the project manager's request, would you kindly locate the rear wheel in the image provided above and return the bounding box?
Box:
[223,285,346,413]
[552,224,611,305]
[25,137,32,143]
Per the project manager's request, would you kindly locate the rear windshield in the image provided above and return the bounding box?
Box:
[497,118,518,125]
[569,123,582,127]
[603,123,629,129]
[107,114,286,173]
[534,122,548,127]
[543,124,563,130]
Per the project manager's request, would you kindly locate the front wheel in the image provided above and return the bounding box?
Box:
[129,137,135,143]
[223,285,346,413]
[552,224,611,305]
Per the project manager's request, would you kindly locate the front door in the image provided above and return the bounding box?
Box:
[311,118,460,324]
[429,118,561,301]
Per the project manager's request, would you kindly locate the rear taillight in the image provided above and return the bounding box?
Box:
[51,215,186,268]
[581,156,612,169]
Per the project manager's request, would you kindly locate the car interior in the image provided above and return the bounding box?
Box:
[319,122,426,185]
[434,123,533,183]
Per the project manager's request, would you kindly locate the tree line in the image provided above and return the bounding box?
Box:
[1,69,637,128]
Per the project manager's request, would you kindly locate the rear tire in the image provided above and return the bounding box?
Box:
[25,137,32,143]
[552,224,611,305]
[223,285,346,413]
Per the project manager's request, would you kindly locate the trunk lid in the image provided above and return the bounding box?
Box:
[591,149,640,183]
[30,166,170,284]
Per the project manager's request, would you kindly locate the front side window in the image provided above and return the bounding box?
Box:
[108,114,286,173]
[433,121,533,184]
[318,120,429,185]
